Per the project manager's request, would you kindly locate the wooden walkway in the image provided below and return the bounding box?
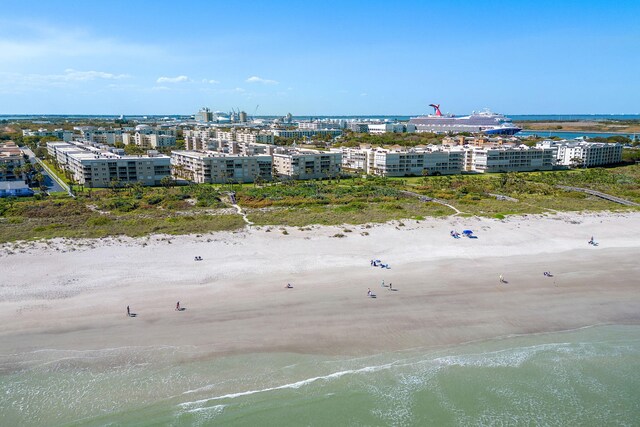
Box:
[556,185,640,206]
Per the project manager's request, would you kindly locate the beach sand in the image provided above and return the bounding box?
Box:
[1,212,639,361]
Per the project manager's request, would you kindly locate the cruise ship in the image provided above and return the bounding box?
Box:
[409,104,521,135]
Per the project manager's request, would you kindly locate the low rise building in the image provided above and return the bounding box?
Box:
[0,141,25,181]
[184,128,217,150]
[171,150,272,184]
[46,141,170,187]
[272,129,343,139]
[80,127,123,145]
[22,128,73,142]
[468,144,556,173]
[235,130,275,145]
[298,121,344,130]
[271,148,342,180]
[536,140,623,167]
[367,123,415,134]
[0,181,34,198]
[122,125,177,149]
[347,123,369,133]
[336,146,465,176]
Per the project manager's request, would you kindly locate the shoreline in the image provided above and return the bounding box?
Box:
[1,211,639,363]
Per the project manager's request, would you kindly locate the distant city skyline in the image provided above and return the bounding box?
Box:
[1,0,639,115]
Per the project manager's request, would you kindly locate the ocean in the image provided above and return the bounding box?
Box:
[1,324,638,426]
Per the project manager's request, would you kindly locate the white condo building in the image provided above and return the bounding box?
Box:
[22,128,74,142]
[184,128,218,150]
[171,150,273,184]
[336,146,465,176]
[536,140,623,167]
[337,144,556,176]
[46,141,171,187]
[367,123,415,134]
[272,129,343,139]
[272,148,342,180]
[122,125,177,149]
[468,145,556,173]
[298,121,344,130]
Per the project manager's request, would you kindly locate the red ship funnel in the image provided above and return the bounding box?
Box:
[428,104,442,116]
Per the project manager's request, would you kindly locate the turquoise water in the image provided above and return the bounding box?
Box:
[1,325,639,426]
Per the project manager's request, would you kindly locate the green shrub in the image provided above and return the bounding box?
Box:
[87,216,112,226]
[146,195,163,205]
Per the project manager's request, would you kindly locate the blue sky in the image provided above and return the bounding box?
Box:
[1,0,638,115]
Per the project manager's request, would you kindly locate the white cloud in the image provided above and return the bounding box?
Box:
[157,75,189,83]
[151,86,170,91]
[201,78,220,84]
[246,76,278,85]
[360,93,368,97]
[0,21,163,64]
[0,69,130,92]
[64,69,129,81]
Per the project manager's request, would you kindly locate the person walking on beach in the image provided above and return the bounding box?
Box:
[176,301,180,311]
[388,283,393,291]
[127,305,130,317]
[499,274,504,283]
[367,288,372,297]
[381,280,385,288]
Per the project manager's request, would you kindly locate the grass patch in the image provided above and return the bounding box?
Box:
[1,164,638,243]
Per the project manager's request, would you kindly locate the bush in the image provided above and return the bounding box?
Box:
[87,216,112,226]
[146,195,163,205]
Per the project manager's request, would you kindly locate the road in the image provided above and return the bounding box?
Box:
[20,147,69,194]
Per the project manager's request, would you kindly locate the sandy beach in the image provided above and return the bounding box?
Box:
[1,212,639,361]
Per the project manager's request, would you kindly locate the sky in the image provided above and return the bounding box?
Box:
[1,0,639,116]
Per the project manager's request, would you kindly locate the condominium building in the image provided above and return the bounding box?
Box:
[171,150,272,184]
[336,144,555,176]
[271,129,343,139]
[298,121,344,130]
[80,127,123,145]
[336,146,465,176]
[367,123,415,134]
[46,141,171,187]
[536,140,623,167]
[22,128,73,142]
[235,131,275,145]
[468,145,556,173]
[347,123,369,133]
[272,148,342,180]
[0,142,25,181]
[122,125,177,149]
[184,128,217,150]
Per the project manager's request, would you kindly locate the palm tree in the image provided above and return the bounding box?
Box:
[34,172,45,187]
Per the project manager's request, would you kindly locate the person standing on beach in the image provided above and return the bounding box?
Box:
[176,302,180,311]
[499,274,504,283]
[127,306,130,317]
